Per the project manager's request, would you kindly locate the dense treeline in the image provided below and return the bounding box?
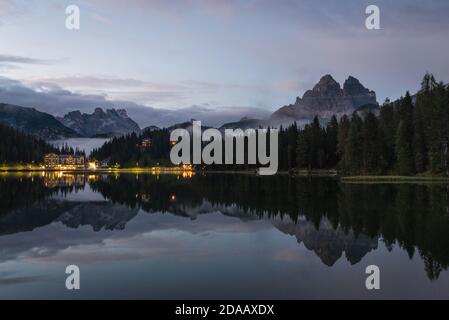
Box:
[91,128,173,167]
[91,74,448,175]
[282,73,449,175]
[59,144,86,157]
[91,125,278,171]
[0,123,59,164]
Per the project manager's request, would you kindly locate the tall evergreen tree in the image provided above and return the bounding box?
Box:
[413,105,427,173]
[345,113,364,174]
[395,93,415,175]
[297,124,312,169]
[337,115,350,171]
[362,112,380,174]
[325,115,339,168]
[378,102,397,171]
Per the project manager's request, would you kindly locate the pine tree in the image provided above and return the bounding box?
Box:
[362,112,380,174]
[395,94,415,175]
[379,102,397,171]
[345,113,364,174]
[413,106,427,173]
[297,125,311,169]
[337,115,350,171]
[325,115,339,168]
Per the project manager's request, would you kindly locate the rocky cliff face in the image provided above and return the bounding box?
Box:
[272,75,377,120]
[58,108,141,137]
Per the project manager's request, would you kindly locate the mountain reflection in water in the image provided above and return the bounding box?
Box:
[0,172,448,299]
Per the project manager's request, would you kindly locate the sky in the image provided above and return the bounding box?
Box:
[1,0,449,127]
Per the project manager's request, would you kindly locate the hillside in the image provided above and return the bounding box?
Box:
[0,103,79,140]
[0,123,58,164]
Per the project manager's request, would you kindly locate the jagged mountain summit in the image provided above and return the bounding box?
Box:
[272,74,378,121]
[57,108,141,137]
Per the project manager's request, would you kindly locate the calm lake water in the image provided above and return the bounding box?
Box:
[0,172,448,299]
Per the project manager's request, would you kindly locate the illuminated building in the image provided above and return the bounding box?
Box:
[43,153,85,169]
[88,161,98,170]
[141,138,152,148]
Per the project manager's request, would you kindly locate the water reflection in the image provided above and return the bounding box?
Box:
[0,173,448,297]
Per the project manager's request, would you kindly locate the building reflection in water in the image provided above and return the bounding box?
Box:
[43,172,86,188]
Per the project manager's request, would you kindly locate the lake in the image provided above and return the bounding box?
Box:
[0,172,448,299]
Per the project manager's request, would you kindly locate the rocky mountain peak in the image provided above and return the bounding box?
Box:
[93,107,105,115]
[58,107,141,137]
[67,110,82,118]
[271,74,378,121]
[312,74,341,94]
[343,76,376,108]
[116,109,129,118]
[344,76,370,95]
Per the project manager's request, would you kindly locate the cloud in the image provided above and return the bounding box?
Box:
[0,0,30,26]
[251,0,449,37]
[0,54,54,73]
[0,76,270,128]
[32,75,258,106]
[0,275,42,286]
[84,0,236,18]
[0,54,49,65]
[83,0,449,36]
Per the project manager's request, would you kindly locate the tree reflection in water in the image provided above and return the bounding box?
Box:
[0,173,448,280]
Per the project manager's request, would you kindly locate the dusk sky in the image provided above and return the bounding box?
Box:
[1,0,449,125]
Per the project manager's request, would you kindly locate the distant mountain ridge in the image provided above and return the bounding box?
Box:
[0,103,79,140]
[1,74,379,139]
[57,108,141,137]
[220,75,379,130]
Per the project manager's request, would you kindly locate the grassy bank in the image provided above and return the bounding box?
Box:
[341,175,449,183]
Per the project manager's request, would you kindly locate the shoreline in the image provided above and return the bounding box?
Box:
[1,167,448,182]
